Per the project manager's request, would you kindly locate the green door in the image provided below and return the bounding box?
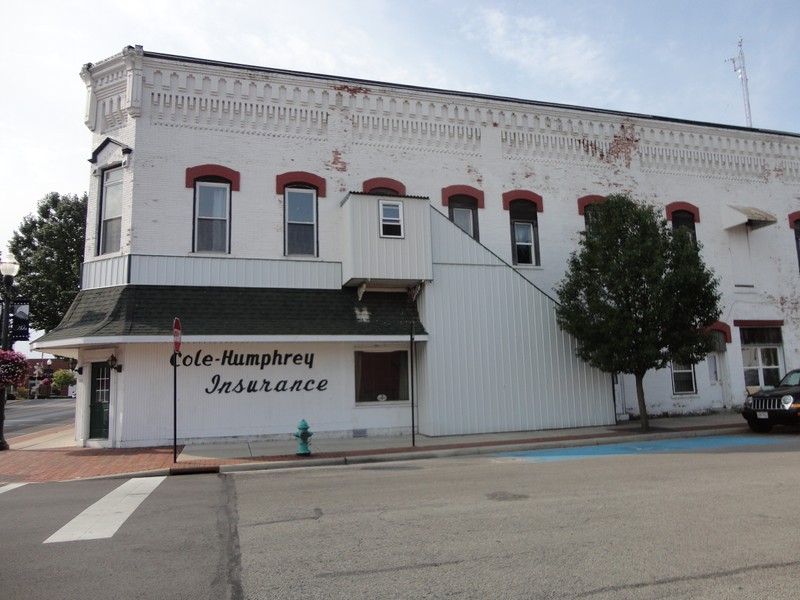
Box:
[89,362,111,439]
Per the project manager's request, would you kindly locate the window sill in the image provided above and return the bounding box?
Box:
[355,400,410,408]
[513,264,543,270]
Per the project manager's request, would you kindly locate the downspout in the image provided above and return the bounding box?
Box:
[410,321,415,447]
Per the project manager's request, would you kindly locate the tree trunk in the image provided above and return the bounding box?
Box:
[635,372,649,432]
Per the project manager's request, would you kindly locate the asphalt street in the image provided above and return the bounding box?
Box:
[2,432,799,599]
[4,396,74,436]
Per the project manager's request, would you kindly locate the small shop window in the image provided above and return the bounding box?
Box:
[354,350,409,402]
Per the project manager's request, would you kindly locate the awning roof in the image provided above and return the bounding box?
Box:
[722,205,778,230]
[32,285,427,350]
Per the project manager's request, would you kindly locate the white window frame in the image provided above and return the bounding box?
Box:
[194,181,230,253]
[671,362,697,394]
[742,345,784,389]
[99,167,123,255]
[379,200,404,238]
[285,187,317,256]
[452,207,475,237]
[511,220,540,266]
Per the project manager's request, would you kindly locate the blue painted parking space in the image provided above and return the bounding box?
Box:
[497,435,792,463]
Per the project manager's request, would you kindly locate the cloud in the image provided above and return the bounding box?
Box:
[462,7,614,90]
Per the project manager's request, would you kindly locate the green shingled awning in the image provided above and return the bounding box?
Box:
[33,285,426,348]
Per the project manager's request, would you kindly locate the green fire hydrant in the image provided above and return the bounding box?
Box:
[294,419,313,455]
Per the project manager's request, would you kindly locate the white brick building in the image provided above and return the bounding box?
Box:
[33,45,800,447]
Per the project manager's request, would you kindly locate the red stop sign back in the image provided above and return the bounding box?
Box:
[173,318,182,354]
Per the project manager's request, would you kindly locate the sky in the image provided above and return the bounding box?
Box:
[1,0,799,355]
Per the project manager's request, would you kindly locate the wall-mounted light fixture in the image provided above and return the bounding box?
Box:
[68,357,83,375]
[107,354,122,373]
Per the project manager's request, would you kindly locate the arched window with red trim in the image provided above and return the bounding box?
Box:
[578,195,605,231]
[503,192,543,266]
[363,177,406,196]
[186,164,240,253]
[276,171,326,257]
[789,211,800,272]
[442,185,483,240]
[666,202,699,243]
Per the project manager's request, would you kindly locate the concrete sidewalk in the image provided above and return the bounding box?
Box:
[1,412,748,484]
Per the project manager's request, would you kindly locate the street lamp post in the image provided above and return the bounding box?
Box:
[0,254,20,451]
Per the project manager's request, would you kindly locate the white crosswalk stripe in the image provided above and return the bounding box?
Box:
[44,476,166,543]
[0,483,27,495]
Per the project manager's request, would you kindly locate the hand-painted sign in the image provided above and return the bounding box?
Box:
[167,347,326,397]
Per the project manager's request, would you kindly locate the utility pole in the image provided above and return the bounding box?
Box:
[728,37,753,128]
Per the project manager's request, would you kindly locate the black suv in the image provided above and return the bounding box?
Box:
[742,369,800,433]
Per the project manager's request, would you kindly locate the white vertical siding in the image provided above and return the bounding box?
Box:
[82,255,130,288]
[342,194,433,284]
[81,255,342,290]
[117,342,414,446]
[416,213,615,436]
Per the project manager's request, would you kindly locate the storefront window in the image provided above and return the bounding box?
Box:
[740,327,783,389]
[354,350,409,402]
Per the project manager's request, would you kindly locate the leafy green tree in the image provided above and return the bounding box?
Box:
[555,195,721,431]
[8,192,87,332]
[52,369,77,394]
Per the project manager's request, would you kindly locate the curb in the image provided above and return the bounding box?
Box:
[30,422,748,483]
[216,423,747,474]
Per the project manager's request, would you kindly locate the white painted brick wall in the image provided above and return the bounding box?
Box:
[81,48,800,419]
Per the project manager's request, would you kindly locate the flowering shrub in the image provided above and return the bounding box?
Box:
[0,350,29,387]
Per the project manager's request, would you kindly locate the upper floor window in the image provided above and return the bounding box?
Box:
[443,185,484,241]
[578,195,605,233]
[666,202,699,244]
[276,171,326,258]
[99,167,123,255]
[508,199,540,266]
[789,213,800,272]
[380,201,404,238]
[794,220,800,271]
[671,210,697,240]
[285,187,317,256]
[449,195,480,240]
[194,181,230,253]
[186,164,240,254]
[583,203,599,232]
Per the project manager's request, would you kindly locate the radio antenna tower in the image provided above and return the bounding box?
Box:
[727,37,752,127]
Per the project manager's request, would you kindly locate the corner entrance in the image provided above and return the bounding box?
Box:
[89,362,111,439]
